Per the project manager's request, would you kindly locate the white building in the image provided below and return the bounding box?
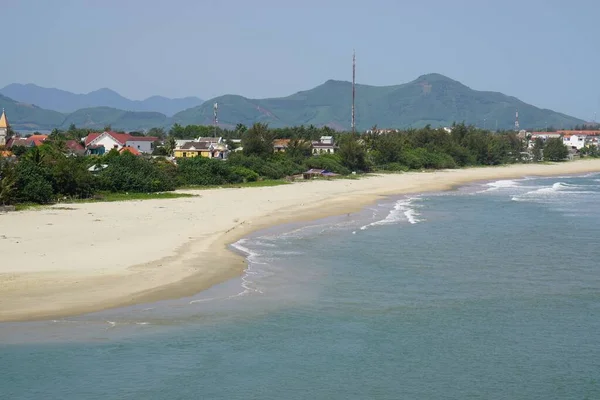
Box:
[312,136,337,155]
[84,131,159,154]
[563,135,587,150]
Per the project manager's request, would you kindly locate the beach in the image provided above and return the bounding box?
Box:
[2,160,600,322]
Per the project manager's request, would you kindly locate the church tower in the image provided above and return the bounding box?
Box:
[0,109,9,146]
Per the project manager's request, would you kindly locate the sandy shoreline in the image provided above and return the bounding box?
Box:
[2,160,600,322]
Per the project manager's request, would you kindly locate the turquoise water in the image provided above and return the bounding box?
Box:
[2,173,600,399]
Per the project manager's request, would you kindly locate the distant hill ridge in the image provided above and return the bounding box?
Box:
[0,74,586,132]
[0,83,203,116]
[174,73,584,131]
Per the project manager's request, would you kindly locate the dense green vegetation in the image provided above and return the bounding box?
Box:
[1,122,578,208]
[0,74,585,131]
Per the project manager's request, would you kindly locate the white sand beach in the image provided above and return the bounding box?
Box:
[2,160,600,322]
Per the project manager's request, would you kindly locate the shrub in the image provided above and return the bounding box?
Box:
[14,161,55,204]
[98,152,176,192]
[230,166,259,183]
[304,154,350,175]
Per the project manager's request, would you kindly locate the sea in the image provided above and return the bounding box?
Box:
[1,173,600,399]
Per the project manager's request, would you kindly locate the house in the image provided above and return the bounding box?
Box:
[563,134,587,150]
[5,134,48,149]
[302,168,339,179]
[174,137,223,150]
[65,140,85,156]
[174,140,229,159]
[312,136,338,155]
[174,141,213,158]
[84,131,159,154]
[273,139,291,152]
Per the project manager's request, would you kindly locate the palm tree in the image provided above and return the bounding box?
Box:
[165,136,176,156]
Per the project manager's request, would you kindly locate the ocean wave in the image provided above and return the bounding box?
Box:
[360,197,423,230]
[484,179,522,192]
[512,181,596,202]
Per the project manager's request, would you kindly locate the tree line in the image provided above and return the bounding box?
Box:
[0,122,578,207]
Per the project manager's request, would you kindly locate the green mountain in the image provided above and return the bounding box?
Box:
[173,73,585,130]
[1,73,586,132]
[0,94,65,130]
[60,107,169,131]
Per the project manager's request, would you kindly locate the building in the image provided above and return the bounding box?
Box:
[65,140,85,156]
[5,134,48,149]
[174,139,229,159]
[312,136,337,155]
[0,109,9,146]
[563,134,587,150]
[174,136,223,150]
[273,139,291,152]
[84,131,159,154]
[174,141,213,158]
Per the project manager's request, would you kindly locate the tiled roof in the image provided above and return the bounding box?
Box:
[119,147,141,156]
[65,140,85,152]
[84,131,159,146]
[273,139,291,148]
[6,137,32,148]
[28,135,48,146]
[181,141,211,150]
[6,135,47,148]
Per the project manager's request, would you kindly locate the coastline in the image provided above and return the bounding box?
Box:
[2,160,600,322]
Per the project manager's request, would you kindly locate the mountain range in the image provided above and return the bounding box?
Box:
[0,74,586,132]
[0,84,203,117]
[173,74,584,131]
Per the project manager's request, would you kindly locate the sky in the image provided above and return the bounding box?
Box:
[1,0,599,120]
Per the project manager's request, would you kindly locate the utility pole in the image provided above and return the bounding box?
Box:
[213,102,218,138]
[351,50,356,134]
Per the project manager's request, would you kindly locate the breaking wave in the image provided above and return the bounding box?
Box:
[359,197,423,230]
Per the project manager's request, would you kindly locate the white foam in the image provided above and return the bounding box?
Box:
[485,179,521,191]
[360,197,423,230]
[512,181,596,202]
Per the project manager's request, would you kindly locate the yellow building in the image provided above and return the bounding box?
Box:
[174,141,229,159]
[174,141,214,158]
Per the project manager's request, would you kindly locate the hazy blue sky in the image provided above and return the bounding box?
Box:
[1,0,599,120]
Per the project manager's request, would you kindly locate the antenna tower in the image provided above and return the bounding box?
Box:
[514,109,520,131]
[213,102,218,138]
[351,50,356,134]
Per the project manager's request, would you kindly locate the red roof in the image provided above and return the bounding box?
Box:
[119,146,141,156]
[6,135,47,148]
[557,130,600,136]
[84,131,159,146]
[28,135,48,146]
[65,140,85,152]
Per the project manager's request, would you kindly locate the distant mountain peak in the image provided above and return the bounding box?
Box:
[0,83,204,116]
[173,73,584,131]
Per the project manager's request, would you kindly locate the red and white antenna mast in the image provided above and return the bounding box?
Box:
[351,50,356,134]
